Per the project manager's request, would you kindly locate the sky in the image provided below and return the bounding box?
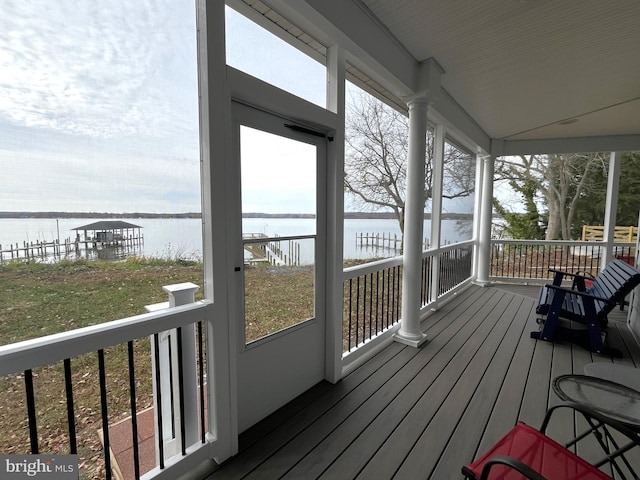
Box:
[240,126,317,214]
[0,2,331,214]
[1,0,201,213]
[0,3,473,216]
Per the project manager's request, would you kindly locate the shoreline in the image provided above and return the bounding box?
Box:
[0,211,473,220]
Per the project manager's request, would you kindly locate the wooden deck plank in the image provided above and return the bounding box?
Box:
[267,289,507,479]
[430,295,534,478]
[611,321,640,367]
[569,342,611,468]
[315,289,512,480]
[604,320,640,478]
[211,341,409,479]
[474,298,538,455]
[543,339,576,448]
[227,288,491,479]
[518,332,554,428]
[238,380,335,450]
[410,294,529,478]
[207,285,639,480]
[211,342,412,480]
[352,289,512,480]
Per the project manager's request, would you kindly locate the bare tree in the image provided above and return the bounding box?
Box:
[345,90,475,234]
[545,153,607,239]
[495,153,607,240]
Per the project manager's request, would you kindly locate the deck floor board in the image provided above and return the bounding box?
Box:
[208,285,640,480]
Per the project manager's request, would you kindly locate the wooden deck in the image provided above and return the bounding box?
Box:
[207,284,640,480]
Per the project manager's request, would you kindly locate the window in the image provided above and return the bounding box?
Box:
[0,4,202,475]
[225,5,326,108]
[0,0,203,345]
[344,81,409,261]
[440,141,476,244]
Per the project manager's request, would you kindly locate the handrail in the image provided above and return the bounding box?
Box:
[0,300,212,376]
[424,238,475,255]
[342,240,475,353]
[343,239,476,280]
[343,254,403,279]
[489,239,636,282]
[490,239,635,247]
[0,288,212,480]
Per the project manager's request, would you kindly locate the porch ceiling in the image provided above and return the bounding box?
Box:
[250,0,640,153]
[361,0,640,143]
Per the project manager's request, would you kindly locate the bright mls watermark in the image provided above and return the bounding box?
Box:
[0,455,78,479]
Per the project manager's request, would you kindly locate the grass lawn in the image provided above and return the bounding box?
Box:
[0,258,205,479]
[0,257,332,479]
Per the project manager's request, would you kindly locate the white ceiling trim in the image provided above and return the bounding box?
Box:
[241,0,640,154]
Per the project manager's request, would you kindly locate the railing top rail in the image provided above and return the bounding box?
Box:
[343,240,477,280]
[490,239,635,247]
[0,300,212,376]
[422,239,475,256]
[343,255,403,279]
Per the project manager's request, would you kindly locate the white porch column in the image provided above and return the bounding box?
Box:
[394,94,430,348]
[475,154,495,285]
[470,151,485,279]
[602,151,622,266]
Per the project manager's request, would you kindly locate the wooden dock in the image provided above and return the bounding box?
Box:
[243,234,302,266]
[355,232,430,252]
[0,235,144,262]
[0,238,75,262]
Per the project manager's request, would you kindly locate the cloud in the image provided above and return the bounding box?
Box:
[0,146,201,213]
[1,3,326,215]
[0,0,201,213]
[0,0,198,142]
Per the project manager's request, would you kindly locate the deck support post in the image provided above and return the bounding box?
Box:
[395,60,443,347]
[429,123,446,307]
[165,283,201,449]
[147,282,200,463]
[475,154,495,285]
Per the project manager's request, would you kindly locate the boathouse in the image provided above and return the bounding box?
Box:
[72,220,143,247]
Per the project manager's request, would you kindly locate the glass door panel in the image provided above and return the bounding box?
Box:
[239,125,317,344]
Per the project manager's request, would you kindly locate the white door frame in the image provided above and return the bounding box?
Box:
[230,100,330,432]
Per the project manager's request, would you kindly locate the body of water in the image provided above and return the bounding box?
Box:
[0,217,472,262]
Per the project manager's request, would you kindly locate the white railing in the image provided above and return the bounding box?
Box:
[343,255,404,354]
[420,240,475,310]
[342,240,475,361]
[145,283,201,469]
[0,289,214,480]
[490,239,636,282]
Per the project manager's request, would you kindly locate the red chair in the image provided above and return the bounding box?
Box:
[462,403,640,480]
